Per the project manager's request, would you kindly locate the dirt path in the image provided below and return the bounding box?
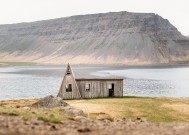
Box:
[1,114,189,135]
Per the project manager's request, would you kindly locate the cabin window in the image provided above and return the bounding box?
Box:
[85,83,90,91]
[66,84,72,92]
[108,84,112,89]
[67,69,71,74]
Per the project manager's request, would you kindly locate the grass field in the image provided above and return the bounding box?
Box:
[66,97,189,122]
[1,97,189,122]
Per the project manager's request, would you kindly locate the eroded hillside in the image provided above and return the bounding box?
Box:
[0,11,189,65]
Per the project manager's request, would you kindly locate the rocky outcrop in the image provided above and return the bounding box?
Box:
[31,95,68,108]
[31,95,85,117]
[0,11,189,65]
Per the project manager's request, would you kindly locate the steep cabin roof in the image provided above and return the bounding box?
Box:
[61,63,124,81]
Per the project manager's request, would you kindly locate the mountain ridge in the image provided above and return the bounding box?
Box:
[0,11,189,65]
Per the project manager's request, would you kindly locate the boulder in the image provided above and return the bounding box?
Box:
[31,95,68,108]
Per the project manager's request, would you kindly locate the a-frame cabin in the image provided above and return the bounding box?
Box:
[57,64,82,99]
[57,64,123,99]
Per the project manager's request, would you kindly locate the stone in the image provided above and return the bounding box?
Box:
[50,125,57,130]
[77,127,91,132]
[31,95,68,108]
[23,107,31,110]
[64,106,85,117]
[73,116,90,123]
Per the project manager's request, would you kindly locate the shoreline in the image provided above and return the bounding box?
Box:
[0,61,189,68]
[1,95,189,101]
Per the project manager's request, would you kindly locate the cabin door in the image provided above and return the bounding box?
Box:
[109,83,114,97]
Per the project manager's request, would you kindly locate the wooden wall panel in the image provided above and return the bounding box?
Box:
[75,80,123,98]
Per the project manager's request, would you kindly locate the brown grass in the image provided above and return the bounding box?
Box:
[0,98,40,107]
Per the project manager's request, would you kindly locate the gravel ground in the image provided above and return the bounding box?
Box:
[1,115,189,135]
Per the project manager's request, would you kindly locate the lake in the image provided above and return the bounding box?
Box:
[0,65,189,100]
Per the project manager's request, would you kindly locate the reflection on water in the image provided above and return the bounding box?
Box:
[0,66,189,100]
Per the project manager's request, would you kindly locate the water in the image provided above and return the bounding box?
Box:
[0,65,189,100]
[94,68,189,97]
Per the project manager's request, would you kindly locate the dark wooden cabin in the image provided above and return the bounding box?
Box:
[57,64,123,99]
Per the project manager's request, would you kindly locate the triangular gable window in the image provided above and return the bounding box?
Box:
[67,68,71,74]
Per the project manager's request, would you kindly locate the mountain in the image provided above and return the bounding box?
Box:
[0,11,189,65]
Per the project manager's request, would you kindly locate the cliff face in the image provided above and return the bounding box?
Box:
[0,11,189,65]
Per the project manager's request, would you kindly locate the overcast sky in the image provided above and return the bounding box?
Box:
[0,0,189,35]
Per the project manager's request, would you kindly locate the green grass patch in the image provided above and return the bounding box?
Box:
[0,107,69,123]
